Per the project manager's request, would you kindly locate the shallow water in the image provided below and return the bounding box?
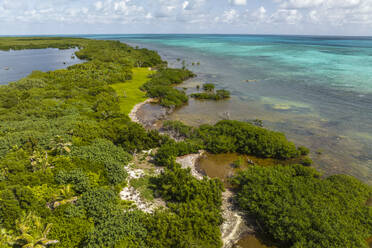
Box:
[85,34,372,184]
[236,235,276,248]
[0,48,82,84]
[197,153,296,187]
[197,153,285,247]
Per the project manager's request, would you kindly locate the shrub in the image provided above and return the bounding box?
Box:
[298,146,310,156]
[55,169,91,193]
[301,157,313,166]
[203,83,215,92]
[233,165,372,248]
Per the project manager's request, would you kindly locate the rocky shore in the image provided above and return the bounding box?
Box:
[128,98,157,124]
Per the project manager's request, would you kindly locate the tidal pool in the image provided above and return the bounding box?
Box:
[196,153,297,187]
[236,235,276,248]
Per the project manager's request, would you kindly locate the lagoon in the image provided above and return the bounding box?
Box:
[0,48,82,84]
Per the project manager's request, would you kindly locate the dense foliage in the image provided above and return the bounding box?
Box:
[157,120,304,163]
[232,165,372,248]
[150,163,224,248]
[0,37,85,51]
[0,38,223,248]
[141,68,195,107]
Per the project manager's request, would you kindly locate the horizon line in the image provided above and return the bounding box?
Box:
[1,33,372,38]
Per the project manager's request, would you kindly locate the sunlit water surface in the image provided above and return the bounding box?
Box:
[84,34,372,184]
[0,48,82,84]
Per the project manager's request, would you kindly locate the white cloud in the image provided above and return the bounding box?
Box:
[281,0,325,9]
[309,10,319,22]
[271,9,302,24]
[94,1,103,10]
[252,6,267,22]
[1,0,372,35]
[278,0,372,26]
[222,9,239,23]
[229,0,247,6]
[281,0,362,9]
[182,1,190,10]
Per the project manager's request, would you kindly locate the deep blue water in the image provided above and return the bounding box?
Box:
[83,34,372,182]
[0,48,82,84]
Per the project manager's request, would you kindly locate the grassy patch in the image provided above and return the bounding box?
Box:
[110,67,154,115]
[130,176,155,201]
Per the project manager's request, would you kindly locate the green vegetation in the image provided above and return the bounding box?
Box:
[110,68,154,114]
[159,120,303,160]
[0,37,222,248]
[203,83,215,92]
[141,68,195,107]
[0,37,370,248]
[191,90,231,100]
[232,157,244,168]
[162,120,194,139]
[130,176,154,201]
[191,83,231,101]
[0,37,85,51]
[232,165,372,248]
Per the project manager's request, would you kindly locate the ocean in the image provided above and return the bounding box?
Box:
[85,34,372,183]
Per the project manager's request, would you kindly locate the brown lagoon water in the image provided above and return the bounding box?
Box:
[236,235,276,248]
[88,34,372,185]
[197,153,300,248]
[197,153,299,187]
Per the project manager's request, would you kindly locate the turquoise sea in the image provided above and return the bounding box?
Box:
[84,34,372,183]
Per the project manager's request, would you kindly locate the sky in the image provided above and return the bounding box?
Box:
[1,0,372,36]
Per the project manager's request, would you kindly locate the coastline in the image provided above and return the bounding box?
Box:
[3,36,369,248]
[125,37,372,185]
[129,101,248,248]
[128,98,157,124]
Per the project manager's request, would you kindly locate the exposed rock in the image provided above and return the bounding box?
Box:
[176,151,205,180]
[120,163,165,213]
[221,190,251,248]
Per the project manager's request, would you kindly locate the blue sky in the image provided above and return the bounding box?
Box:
[1,0,372,36]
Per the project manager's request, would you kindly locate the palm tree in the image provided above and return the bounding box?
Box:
[59,184,74,199]
[30,151,51,172]
[0,228,16,247]
[50,135,72,155]
[14,212,59,248]
[0,167,9,181]
[53,184,78,208]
